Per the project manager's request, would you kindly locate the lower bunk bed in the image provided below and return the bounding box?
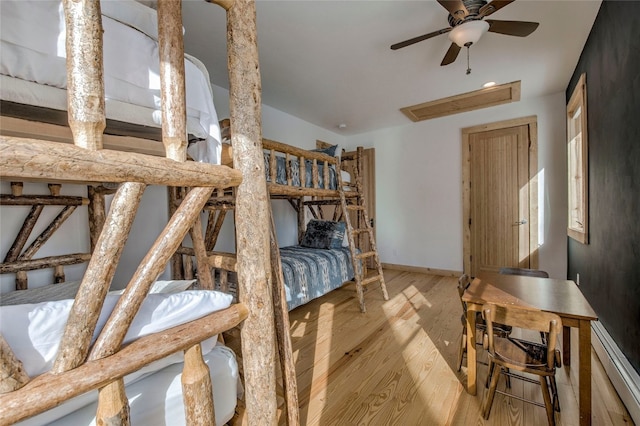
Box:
[0,280,244,425]
[281,245,357,311]
[22,344,239,426]
[206,218,360,312]
[280,218,360,311]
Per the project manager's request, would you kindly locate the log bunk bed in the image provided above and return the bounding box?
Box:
[0,0,285,425]
[171,121,390,313]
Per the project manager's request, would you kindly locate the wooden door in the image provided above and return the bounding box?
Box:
[463,117,538,277]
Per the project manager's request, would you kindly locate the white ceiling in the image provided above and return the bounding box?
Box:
[181,0,602,136]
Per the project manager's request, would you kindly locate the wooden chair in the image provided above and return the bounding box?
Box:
[499,267,551,344]
[482,303,562,425]
[456,274,512,372]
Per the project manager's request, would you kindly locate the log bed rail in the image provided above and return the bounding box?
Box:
[0,0,279,425]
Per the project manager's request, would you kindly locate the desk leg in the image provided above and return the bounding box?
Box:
[578,320,592,426]
[563,325,571,366]
[466,310,477,395]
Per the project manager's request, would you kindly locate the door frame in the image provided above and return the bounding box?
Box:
[462,115,539,275]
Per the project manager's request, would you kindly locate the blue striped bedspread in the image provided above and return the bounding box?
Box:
[279,245,357,310]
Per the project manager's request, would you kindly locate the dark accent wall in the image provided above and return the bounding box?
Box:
[566,0,640,375]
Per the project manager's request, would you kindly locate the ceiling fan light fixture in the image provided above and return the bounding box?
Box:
[448,20,490,47]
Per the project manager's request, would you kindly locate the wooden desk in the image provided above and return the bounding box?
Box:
[462,272,598,426]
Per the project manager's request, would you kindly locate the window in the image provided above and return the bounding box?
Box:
[567,73,588,244]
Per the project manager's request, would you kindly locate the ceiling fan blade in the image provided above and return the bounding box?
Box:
[479,0,515,18]
[441,43,461,66]
[390,27,452,50]
[486,20,539,37]
[437,0,469,20]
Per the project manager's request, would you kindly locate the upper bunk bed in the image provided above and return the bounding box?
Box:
[0,0,285,424]
[0,0,222,164]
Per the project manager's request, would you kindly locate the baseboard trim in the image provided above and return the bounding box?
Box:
[592,322,640,424]
[381,263,461,277]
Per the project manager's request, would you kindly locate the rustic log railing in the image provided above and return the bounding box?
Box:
[0,182,91,289]
[0,0,279,424]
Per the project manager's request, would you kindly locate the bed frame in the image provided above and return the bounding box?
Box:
[0,0,283,424]
[172,119,389,313]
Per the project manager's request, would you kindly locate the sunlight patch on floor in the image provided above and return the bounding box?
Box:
[306,302,334,414]
[380,283,462,415]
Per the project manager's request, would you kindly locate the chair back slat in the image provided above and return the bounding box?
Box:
[482,303,562,369]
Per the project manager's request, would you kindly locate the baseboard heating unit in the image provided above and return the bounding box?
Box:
[592,322,640,424]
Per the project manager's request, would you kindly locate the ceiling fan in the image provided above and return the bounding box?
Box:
[390,0,539,73]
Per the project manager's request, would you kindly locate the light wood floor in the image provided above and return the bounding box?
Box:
[270,269,634,425]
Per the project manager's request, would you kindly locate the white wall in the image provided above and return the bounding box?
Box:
[0,182,90,293]
[344,92,568,278]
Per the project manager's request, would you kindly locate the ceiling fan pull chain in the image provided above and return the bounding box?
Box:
[466,45,471,75]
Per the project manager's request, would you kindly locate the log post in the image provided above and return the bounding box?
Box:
[297,198,305,244]
[63,0,105,151]
[219,270,228,293]
[88,185,106,252]
[226,0,278,423]
[205,207,228,252]
[8,183,29,289]
[269,149,277,183]
[184,256,195,280]
[10,182,23,197]
[157,0,188,162]
[168,187,185,280]
[181,344,215,425]
[96,379,130,426]
[269,208,300,425]
[0,335,30,394]
[49,185,65,283]
[299,156,306,189]
[188,200,214,289]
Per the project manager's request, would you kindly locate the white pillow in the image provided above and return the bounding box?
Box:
[0,290,233,377]
[101,0,161,41]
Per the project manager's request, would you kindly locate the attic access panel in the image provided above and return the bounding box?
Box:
[400,80,521,122]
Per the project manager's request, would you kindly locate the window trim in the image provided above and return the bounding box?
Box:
[566,73,589,244]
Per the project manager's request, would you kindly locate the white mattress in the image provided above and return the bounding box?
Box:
[18,343,240,426]
[0,0,221,164]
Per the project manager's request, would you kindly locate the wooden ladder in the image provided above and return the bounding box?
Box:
[338,148,388,313]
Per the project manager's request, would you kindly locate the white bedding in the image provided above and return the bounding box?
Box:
[18,343,240,426]
[2,285,239,425]
[0,0,221,164]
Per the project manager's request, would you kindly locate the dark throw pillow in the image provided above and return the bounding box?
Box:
[300,219,346,249]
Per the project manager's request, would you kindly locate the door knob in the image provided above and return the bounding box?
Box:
[514,219,527,225]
